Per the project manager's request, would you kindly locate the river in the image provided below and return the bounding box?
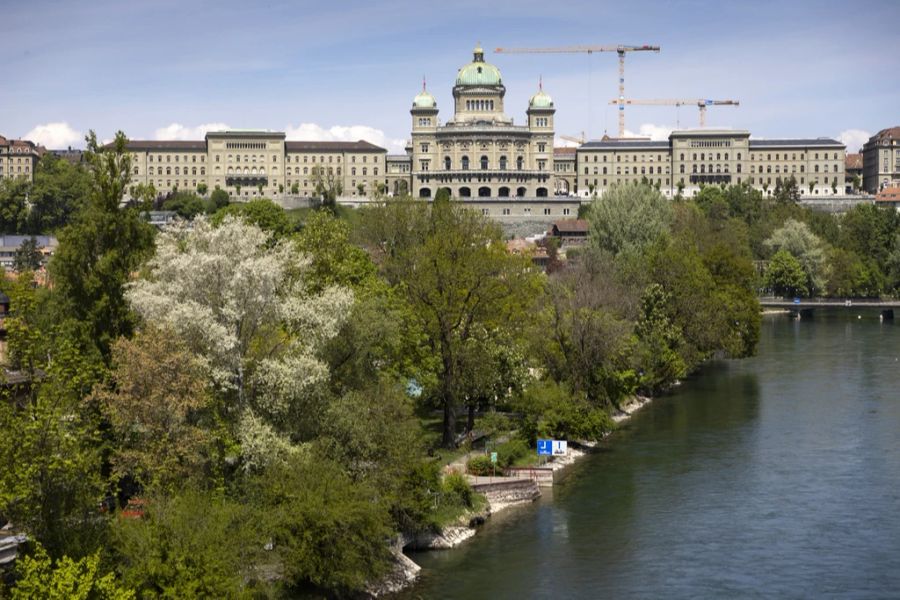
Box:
[400,311,900,599]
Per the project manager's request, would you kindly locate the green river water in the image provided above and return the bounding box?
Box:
[400,311,900,599]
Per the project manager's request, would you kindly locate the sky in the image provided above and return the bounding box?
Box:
[2,0,898,154]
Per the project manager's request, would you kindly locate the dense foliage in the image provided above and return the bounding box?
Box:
[2,150,899,597]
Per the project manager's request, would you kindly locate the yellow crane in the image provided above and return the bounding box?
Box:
[608,98,740,128]
[495,45,661,137]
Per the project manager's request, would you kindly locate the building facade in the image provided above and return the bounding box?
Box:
[577,129,845,198]
[409,46,556,199]
[0,136,43,183]
[862,126,900,193]
[121,130,387,199]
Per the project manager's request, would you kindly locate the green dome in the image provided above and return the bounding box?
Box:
[529,89,553,109]
[455,46,502,86]
[413,90,436,108]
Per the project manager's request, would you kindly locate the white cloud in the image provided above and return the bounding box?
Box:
[837,129,870,154]
[623,123,674,141]
[285,122,406,154]
[154,122,230,140]
[23,122,82,148]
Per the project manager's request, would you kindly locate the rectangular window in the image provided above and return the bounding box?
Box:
[543,208,551,215]
[563,208,570,216]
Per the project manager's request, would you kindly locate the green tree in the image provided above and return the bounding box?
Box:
[197,182,208,196]
[294,210,377,293]
[13,236,43,272]
[634,283,686,394]
[27,152,92,233]
[311,166,342,213]
[588,182,672,257]
[9,543,133,600]
[363,199,539,446]
[49,130,156,359]
[161,191,205,219]
[211,198,294,238]
[764,218,829,295]
[112,491,262,599]
[209,187,229,211]
[290,182,299,194]
[765,249,808,297]
[92,328,215,493]
[0,176,30,233]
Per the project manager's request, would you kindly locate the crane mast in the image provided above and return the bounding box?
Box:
[495,45,660,137]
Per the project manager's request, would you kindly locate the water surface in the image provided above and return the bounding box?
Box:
[402,311,900,599]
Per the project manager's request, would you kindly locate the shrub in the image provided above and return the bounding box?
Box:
[516,380,614,443]
[441,471,473,508]
[466,455,494,476]
[495,439,529,468]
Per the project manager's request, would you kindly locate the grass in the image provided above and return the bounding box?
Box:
[429,493,488,530]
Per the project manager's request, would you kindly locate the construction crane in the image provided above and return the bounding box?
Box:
[495,45,660,137]
[608,98,740,128]
[559,132,586,145]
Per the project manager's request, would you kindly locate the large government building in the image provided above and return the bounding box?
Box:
[5,44,868,214]
[120,131,386,200]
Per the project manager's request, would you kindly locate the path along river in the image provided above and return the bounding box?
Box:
[400,311,900,599]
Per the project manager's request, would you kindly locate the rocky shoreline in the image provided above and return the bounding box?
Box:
[368,394,656,597]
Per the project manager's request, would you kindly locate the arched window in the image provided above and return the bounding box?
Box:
[352,167,356,175]
[499,155,507,170]
[419,187,431,198]
[445,156,451,170]
[459,186,471,197]
[680,165,685,174]
[478,186,491,197]
[192,167,197,175]
[498,186,510,197]
[516,186,526,197]
[133,167,139,175]
[516,156,523,170]
[536,187,548,197]
[166,167,171,175]
[480,155,489,170]
[461,156,470,170]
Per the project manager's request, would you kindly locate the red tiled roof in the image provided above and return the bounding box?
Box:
[552,219,589,233]
[554,146,577,156]
[875,187,900,202]
[845,153,862,169]
[874,127,900,141]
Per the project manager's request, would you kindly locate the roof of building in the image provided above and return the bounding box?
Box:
[749,138,844,148]
[284,140,386,152]
[876,186,900,202]
[529,88,553,109]
[0,235,58,249]
[456,45,503,86]
[845,153,863,170]
[386,154,412,161]
[871,126,900,143]
[554,147,577,156]
[580,139,669,149]
[116,140,208,151]
[413,89,437,109]
[551,219,589,234]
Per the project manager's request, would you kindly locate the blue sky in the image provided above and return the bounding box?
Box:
[2,0,897,153]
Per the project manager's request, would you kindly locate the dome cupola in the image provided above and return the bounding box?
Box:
[455,44,503,86]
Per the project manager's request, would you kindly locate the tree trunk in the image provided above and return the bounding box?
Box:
[466,403,475,433]
[441,396,456,448]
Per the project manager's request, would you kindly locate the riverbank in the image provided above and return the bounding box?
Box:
[372,393,657,597]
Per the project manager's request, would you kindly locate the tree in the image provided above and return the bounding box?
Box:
[291,182,299,195]
[294,210,377,293]
[27,152,92,233]
[161,191,205,219]
[9,543,133,600]
[362,199,539,446]
[197,182,208,195]
[209,187,229,211]
[13,236,43,272]
[256,183,263,196]
[775,175,800,203]
[588,182,672,257]
[764,218,829,295]
[356,183,365,197]
[92,328,215,493]
[112,491,262,599]
[126,217,352,468]
[765,249,808,297]
[0,176,30,233]
[278,183,284,195]
[49,130,156,359]
[311,166,342,213]
[211,198,294,238]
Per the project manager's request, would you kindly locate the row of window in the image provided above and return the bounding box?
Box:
[138,166,207,176]
[0,157,32,164]
[466,99,495,111]
[225,142,267,150]
[0,166,29,174]
[483,207,572,216]
[585,165,670,175]
[147,154,205,163]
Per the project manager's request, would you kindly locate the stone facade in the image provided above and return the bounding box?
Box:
[0,135,43,183]
[578,129,845,198]
[862,126,900,194]
[121,130,386,200]
[409,46,556,200]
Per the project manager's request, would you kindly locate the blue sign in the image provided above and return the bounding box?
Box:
[537,439,553,456]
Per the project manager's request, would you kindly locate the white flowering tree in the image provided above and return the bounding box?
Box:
[127,216,353,469]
